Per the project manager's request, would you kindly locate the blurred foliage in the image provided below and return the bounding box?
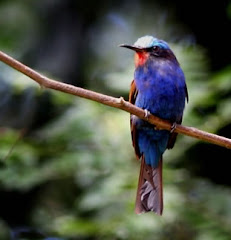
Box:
[0,1,231,240]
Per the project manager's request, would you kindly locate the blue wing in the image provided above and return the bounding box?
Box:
[129,80,163,215]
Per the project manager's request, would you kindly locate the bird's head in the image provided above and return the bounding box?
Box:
[120,35,177,67]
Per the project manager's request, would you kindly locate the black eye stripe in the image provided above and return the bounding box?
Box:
[146,46,160,52]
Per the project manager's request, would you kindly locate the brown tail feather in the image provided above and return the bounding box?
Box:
[135,156,163,215]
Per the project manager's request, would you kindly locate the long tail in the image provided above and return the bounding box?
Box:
[135,155,163,215]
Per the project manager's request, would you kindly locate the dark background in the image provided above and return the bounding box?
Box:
[0,0,231,239]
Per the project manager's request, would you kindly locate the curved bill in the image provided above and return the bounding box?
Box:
[119,44,144,52]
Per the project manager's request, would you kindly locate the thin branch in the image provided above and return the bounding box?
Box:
[0,50,231,149]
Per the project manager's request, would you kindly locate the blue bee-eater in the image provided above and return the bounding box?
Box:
[120,36,188,215]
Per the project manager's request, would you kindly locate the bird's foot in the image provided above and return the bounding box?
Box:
[170,122,177,133]
[154,126,161,130]
[118,96,125,105]
[144,109,151,119]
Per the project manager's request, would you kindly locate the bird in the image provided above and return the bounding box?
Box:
[120,36,188,215]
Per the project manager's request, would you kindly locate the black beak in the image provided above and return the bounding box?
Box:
[119,44,144,52]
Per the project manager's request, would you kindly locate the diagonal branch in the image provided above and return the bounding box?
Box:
[0,50,231,149]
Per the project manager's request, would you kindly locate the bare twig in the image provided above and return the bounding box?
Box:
[0,50,231,149]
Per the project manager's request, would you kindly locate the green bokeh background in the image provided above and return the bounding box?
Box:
[0,1,231,239]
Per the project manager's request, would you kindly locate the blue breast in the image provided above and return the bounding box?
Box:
[135,59,186,122]
[134,59,187,167]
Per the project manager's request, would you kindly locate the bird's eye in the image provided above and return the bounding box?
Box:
[151,45,162,56]
[152,46,160,52]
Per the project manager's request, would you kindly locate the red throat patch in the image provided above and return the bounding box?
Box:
[134,52,149,67]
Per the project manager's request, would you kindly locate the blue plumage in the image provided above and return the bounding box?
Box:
[137,128,169,167]
[120,35,188,215]
[134,43,187,167]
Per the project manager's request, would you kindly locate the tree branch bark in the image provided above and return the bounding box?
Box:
[0,50,231,149]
